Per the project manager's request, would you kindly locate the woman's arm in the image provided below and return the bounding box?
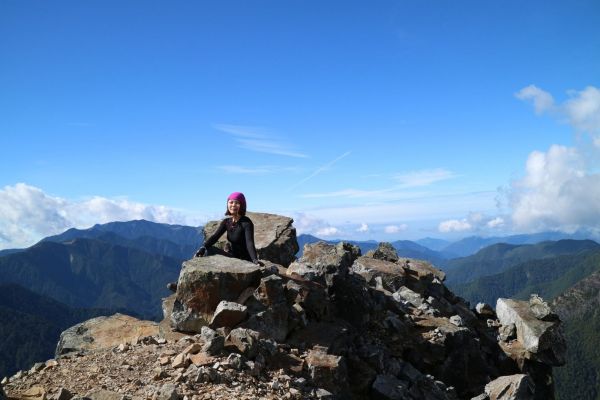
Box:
[243,220,259,263]
[202,219,228,249]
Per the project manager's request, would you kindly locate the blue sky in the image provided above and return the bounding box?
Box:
[1,0,600,249]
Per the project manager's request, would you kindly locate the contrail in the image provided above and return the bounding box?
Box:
[288,151,351,191]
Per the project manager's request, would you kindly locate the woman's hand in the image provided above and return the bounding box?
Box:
[195,247,207,257]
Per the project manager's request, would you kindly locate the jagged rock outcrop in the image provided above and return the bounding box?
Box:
[4,214,566,400]
[203,212,298,267]
[55,314,160,356]
[496,297,566,365]
[170,255,262,332]
[365,242,399,262]
[483,374,534,400]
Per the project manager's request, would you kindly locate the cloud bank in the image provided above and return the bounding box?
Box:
[0,183,200,250]
[442,85,600,236]
[511,85,600,233]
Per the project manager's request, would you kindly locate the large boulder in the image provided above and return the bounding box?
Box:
[55,313,159,356]
[365,242,399,262]
[352,256,407,292]
[484,374,534,400]
[203,212,298,267]
[496,298,566,365]
[171,255,262,332]
[287,241,359,286]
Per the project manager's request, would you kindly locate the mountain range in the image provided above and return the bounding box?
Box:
[2,221,600,399]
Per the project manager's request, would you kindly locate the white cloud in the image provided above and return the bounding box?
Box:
[384,224,407,234]
[214,124,308,158]
[517,85,600,146]
[393,168,457,187]
[487,217,505,229]
[438,219,472,233]
[316,227,340,237]
[510,145,600,232]
[0,183,201,250]
[290,212,342,238]
[438,212,504,233]
[505,85,600,233]
[357,223,369,233]
[563,86,600,141]
[515,85,555,114]
[510,85,600,233]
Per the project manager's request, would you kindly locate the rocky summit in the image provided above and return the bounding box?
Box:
[3,214,566,400]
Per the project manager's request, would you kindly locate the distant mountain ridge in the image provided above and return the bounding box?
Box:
[452,247,600,307]
[42,219,204,260]
[439,231,595,258]
[444,239,600,286]
[0,283,120,378]
[0,237,181,319]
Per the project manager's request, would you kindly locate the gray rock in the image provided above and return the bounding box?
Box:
[171,255,262,333]
[199,326,224,355]
[242,304,289,342]
[393,286,424,308]
[254,275,286,306]
[209,301,248,329]
[306,348,348,395]
[225,353,244,370]
[352,256,406,293]
[85,389,125,400]
[55,314,159,356]
[194,366,220,383]
[0,384,6,400]
[399,258,446,282]
[496,298,566,365]
[365,242,399,262]
[476,303,496,318]
[315,388,334,399]
[371,374,410,399]
[227,328,260,359]
[288,241,359,286]
[529,294,557,321]
[484,374,533,400]
[498,323,516,342]
[203,212,298,267]
[49,388,73,400]
[449,315,464,327]
[153,384,181,400]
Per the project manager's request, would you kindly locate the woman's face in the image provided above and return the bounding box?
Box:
[228,199,241,216]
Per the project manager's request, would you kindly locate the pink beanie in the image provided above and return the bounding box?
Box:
[227,192,247,215]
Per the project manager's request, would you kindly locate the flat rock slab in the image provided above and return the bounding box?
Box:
[209,300,248,329]
[398,258,446,282]
[56,313,159,356]
[171,255,261,332]
[352,256,407,292]
[485,374,533,400]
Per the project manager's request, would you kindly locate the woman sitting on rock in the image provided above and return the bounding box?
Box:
[167,192,260,292]
[195,192,260,265]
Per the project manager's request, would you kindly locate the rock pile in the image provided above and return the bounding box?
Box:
[3,220,566,400]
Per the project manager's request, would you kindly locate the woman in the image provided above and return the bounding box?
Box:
[195,192,260,264]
